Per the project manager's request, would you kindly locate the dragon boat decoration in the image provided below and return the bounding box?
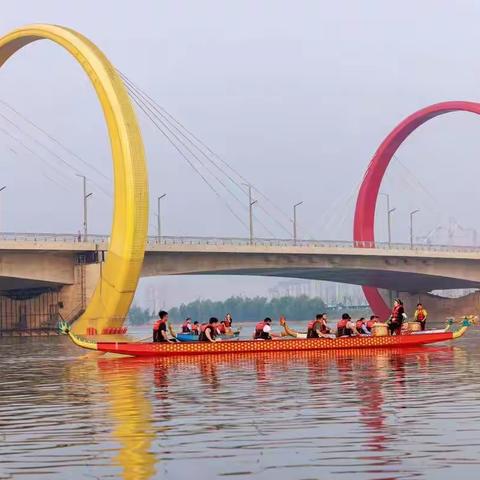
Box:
[59,316,474,358]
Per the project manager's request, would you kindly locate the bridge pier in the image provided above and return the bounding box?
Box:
[0,259,100,336]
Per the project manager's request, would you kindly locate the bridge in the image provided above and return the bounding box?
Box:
[0,23,480,335]
[1,232,480,334]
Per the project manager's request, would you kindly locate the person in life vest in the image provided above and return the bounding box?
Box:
[199,317,221,342]
[224,313,233,328]
[307,313,332,338]
[153,310,172,342]
[181,317,193,333]
[191,321,200,335]
[388,298,405,335]
[336,313,357,337]
[355,317,370,335]
[254,317,273,340]
[366,315,380,333]
[414,303,428,331]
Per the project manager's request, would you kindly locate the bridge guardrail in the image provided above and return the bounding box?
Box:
[1,232,480,253]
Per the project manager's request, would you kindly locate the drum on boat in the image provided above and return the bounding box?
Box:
[404,321,422,332]
[372,323,388,337]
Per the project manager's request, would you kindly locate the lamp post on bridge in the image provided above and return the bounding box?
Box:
[410,209,420,248]
[380,193,395,246]
[0,186,6,234]
[76,175,93,242]
[243,183,257,245]
[293,201,303,245]
[157,194,167,242]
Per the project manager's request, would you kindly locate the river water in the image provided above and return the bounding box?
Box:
[1,321,480,479]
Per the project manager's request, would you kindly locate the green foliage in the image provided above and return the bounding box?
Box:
[128,304,152,326]
[168,295,327,322]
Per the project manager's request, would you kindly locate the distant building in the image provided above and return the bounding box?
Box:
[268,279,368,307]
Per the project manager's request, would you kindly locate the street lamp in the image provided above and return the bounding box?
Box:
[0,186,6,234]
[293,201,303,245]
[380,193,395,246]
[410,209,420,248]
[76,175,93,241]
[243,183,257,245]
[157,194,167,241]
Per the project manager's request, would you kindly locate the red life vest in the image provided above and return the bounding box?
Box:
[217,323,227,334]
[366,319,376,329]
[191,324,200,333]
[181,320,192,333]
[199,324,217,341]
[224,319,232,327]
[392,304,402,320]
[254,321,266,339]
[153,319,166,331]
[416,309,426,321]
[337,319,347,329]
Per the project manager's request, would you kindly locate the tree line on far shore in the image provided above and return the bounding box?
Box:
[127,295,328,326]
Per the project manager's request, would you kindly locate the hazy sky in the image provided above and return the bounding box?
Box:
[1,1,480,307]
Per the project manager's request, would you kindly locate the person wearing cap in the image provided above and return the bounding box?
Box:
[254,317,273,340]
[388,298,404,335]
[336,313,357,337]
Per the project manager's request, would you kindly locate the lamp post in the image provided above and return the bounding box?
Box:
[0,186,6,234]
[293,201,303,245]
[243,183,257,245]
[380,193,395,246]
[76,175,93,241]
[157,194,167,242]
[410,209,420,248]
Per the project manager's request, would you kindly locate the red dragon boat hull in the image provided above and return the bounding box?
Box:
[94,331,457,357]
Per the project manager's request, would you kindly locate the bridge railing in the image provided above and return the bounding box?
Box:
[1,231,480,253]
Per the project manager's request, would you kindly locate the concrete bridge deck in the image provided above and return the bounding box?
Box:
[1,233,480,293]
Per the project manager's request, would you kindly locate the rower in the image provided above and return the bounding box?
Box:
[366,315,379,333]
[153,310,171,342]
[307,313,331,338]
[191,321,200,335]
[224,313,233,328]
[199,317,221,342]
[336,313,357,337]
[414,303,428,331]
[355,317,370,335]
[254,317,273,340]
[181,317,193,333]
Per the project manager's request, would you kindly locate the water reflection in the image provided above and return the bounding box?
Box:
[1,333,480,479]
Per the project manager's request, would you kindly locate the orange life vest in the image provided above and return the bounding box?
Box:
[416,309,426,321]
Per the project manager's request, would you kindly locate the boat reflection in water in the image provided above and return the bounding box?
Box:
[76,345,458,479]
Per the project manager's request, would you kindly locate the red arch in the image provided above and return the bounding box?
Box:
[353,101,480,318]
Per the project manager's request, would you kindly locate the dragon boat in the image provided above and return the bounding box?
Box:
[59,317,473,358]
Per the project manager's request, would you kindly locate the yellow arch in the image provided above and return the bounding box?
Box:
[0,24,149,334]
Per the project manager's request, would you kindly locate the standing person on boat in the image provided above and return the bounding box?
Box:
[199,317,222,342]
[388,298,405,335]
[181,317,193,333]
[414,303,428,331]
[307,313,331,338]
[366,315,380,333]
[336,313,357,337]
[153,310,172,342]
[254,317,273,340]
[355,317,370,335]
